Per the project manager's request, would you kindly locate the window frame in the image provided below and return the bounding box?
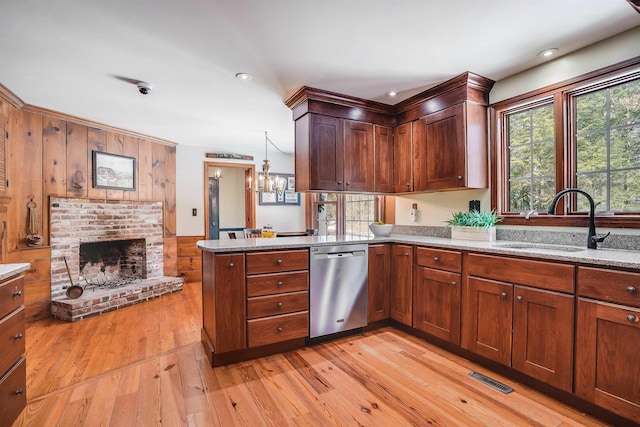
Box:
[305,193,387,236]
[491,56,640,228]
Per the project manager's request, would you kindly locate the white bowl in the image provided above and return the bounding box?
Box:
[369,224,393,237]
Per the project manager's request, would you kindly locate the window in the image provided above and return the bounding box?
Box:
[492,58,640,227]
[311,193,382,237]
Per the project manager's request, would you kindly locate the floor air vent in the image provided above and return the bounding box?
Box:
[468,371,514,394]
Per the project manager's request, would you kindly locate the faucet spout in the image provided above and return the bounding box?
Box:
[547,188,608,249]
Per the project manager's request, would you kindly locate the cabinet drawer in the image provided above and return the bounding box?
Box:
[246,250,309,275]
[416,247,461,272]
[0,307,25,376]
[0,356,26,426]
[0,275,24,319]
[246,271,309,297]
[247,291,309,319]
[578,267,640,307]
[247,311,308,347]
[467,253,574,293]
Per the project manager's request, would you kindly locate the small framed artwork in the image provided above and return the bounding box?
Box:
[258,173,300,205]
[92,151,136,190]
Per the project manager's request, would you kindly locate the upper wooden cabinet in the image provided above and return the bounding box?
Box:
[286,72,494,194]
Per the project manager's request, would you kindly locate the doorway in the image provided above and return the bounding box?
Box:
[204,162,255,239]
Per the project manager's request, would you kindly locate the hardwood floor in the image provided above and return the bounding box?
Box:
[14,283,609,426]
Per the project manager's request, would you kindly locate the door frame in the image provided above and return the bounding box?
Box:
[203,161,256,239]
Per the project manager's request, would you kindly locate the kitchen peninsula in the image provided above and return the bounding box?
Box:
[198,234,640,424]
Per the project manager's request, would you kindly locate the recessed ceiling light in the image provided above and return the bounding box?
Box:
[537,48,559,58]
[387,91,397,97]
[235,72,253,81]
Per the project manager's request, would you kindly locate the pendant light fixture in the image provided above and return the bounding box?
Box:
[258,131,286,194]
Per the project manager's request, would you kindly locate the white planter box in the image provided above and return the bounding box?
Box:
[450,226,496,242]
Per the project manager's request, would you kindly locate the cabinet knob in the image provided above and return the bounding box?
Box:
[277,327,283,333]
[13,290,22,297]
[433,256,440,262]
[406,182,410,187]
[627,314,638,323]
[277,281,283,287]
[626,286,637,294]
[451,281,457,287]
[228,262,234,268]
[457,175,463,180]
[500,292,508,299]
[337,180,342,185]
[276,259,283,265]
[15,389,24,395]
[14,333,23,340]
[277,302,283,308]
[346,182,351,185]
[404,253,409,257]
[516,295,523,302]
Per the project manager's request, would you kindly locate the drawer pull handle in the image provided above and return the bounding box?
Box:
[15,389,24,395]
[451,281,457,287]
[277,302,283,308]
[13,291,22,297]
[276,259,283,265]
[516,296,523,302]
[457,175,463,180]
[277,327,283,333]
[14,333,23,340]
[500,292,508,299]
[433,256,440,262]
[404,253,409,257]
[277,281,283,287]
[626,286,637,294]
[228,262,234,268]
[627,315,638,323]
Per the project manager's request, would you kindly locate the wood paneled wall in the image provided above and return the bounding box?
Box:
[0,87,178,322]
[177,236,203,284]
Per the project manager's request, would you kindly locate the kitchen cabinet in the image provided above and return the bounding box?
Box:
[295,113,373,192]
[462,253,575,392]
[0,273,25,427]
[412,102,488,191]
[373,125,394,193]
[413,247,462,344]
[575,266,640,421]
[201,249,309,366]
[368,244,391,322]
[393,122,413,192]
[390,244,413,325]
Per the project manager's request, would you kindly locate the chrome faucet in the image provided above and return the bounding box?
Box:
[547,188,610,249]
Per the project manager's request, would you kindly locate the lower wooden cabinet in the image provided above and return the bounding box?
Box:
[368,244,390,322]
[462,254,575,392]
[574,265,640,421]
[390,244,413,325]
[0,357,26,426]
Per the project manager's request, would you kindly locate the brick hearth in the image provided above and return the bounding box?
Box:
[51,277,183,322]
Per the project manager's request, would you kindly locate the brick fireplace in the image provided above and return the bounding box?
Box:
[49,197,182,321]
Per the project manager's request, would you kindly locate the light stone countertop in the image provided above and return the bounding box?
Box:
[197,234,640,270]
[0,263,30,281]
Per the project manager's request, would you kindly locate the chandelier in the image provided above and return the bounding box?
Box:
[257,131,286,194]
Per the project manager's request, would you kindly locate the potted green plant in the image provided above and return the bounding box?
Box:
[445,210,501,242]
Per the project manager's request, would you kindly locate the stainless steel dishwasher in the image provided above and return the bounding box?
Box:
[309,244,368,338]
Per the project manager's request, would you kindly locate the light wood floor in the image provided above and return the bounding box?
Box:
[14,283,609,426]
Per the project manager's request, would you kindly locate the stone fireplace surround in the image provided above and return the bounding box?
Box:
[49,197,182,321]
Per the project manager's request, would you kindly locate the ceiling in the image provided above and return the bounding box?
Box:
[1,1,639,154]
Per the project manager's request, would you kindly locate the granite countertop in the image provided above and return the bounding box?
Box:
[0,263,30,281]
[197,235,640,270]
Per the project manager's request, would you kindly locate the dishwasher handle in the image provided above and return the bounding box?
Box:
[313,250,366,260]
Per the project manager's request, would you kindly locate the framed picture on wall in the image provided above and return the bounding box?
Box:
[258,173,300,205]
[92,151,136,190]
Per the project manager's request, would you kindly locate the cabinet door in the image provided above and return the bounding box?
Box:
[310,114,344,191]
[424,104,466,190]
[575,298,640,421]
[390,244,413,325]
[512,286,574,392]
[393,122,413,192]
[373,125,393,193]
[368,244,390,322]
[414,266,461,344]
[343,120,373,192]
[462,277,512,365]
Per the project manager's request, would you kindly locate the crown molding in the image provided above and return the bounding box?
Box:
[0,83,25,108]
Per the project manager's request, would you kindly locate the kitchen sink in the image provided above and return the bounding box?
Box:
[494,242,586,253]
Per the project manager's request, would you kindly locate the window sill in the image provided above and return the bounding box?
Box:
[498,215,640,229]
